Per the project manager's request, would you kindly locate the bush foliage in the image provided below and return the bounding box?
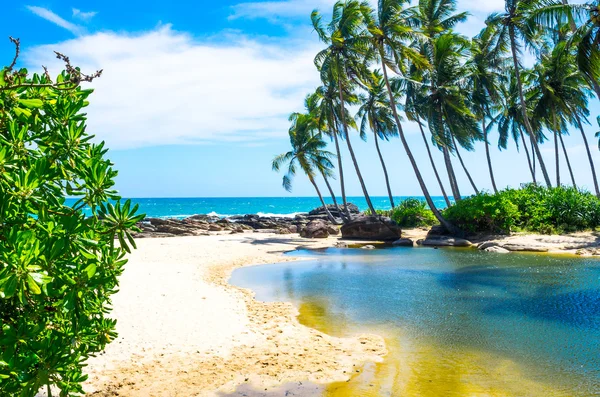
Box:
[375,198,438,228]
[0,44,143,395]
[444,184,600,234]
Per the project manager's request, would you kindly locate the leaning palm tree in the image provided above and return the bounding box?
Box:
[272,127,337,224]
[467,25,509,193]
[361,0,459,232]
[289,99,344,218]
[314,83,352,219]
[356,69,398,208]
[528,40,592,188]
[420,33,483,198]
[487,0,554,187]
[312,0,378,217]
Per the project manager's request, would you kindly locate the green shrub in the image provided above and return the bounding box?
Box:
[444,184,600,234]
[0,43,143,396]
[369,199,437,228]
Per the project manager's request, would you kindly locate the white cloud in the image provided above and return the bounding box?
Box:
[25,26,321,150]
[72,8,98,21]
[457,0,505,13]
[26,6,83,35]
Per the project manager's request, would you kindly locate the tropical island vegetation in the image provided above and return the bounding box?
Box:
[0,39,143,396]
[273,0,600,235]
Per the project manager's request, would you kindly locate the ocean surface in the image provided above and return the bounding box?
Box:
[65,196,449,219]
[229,247,600,396]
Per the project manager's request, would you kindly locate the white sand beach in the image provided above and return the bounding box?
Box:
[85,233,386,396]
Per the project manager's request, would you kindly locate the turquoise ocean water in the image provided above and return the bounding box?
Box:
[65,196,449,219]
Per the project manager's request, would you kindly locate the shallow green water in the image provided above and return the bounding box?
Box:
[229,247,600,396]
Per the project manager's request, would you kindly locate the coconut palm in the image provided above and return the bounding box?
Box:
[487,0,554,187]
[289,98,344,219]
[402,65,452,207]
[528,41,592,188]
[496,73,539,183]
[467,25,510,193]
[356,69,398,208]
[361,0,459,232]
[419,33,483,198]
[313,83,353,219]
[312,0,378,216]
[272,127,337,224]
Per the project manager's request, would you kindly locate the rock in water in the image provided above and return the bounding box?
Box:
[392,238,414,247]
[419,236,473,247]
[340,216,401,241]
[309,203,360,218]
[300,220,331,239]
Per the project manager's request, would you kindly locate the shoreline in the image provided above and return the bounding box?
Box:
[85,228,600,396]
[85,233,386,397]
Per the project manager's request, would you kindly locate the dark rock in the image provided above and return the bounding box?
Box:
[185,214,220,223]
[420,237,473,247]
[392,238,414,247]
[340,216,401,241]
[300,220,331,239]
[499,243,549,252]
[426,225,450,237]
[309,203,360,219]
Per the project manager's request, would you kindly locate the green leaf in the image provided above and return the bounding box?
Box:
[84,263,97,279]
[17,98,44,108]
[26,274,42,295]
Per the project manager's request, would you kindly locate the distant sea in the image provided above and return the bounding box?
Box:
[66,196,449,219]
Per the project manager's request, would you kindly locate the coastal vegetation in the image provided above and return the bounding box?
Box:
[273,0,600,235]
[0,39,143,396]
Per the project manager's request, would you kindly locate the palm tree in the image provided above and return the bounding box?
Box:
[528,41,592,187]
[487,0,554,187]
[402,65,452,207]
[289,97,344,219]
[272,127,337,224]
[467,25,509,193]
[419,33,483,199]
[496,73,539,183]
[314,83,353,219]
[361,0,459,232]
[357,70,398,208]
[312,0,378,217]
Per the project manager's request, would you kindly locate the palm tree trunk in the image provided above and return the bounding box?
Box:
[443,145,462,202]
[337,79,377,216]
[554,128,561,186]
[509,26,552,187]
[531,133,537,178]
[417,117,451,207]
[575,114,600,196]
[559,133,576,188]
[520,127,537,184]
[451,134,479,194]
[309,176,337,224]
[483,117,498,193]
[373,128,395,208]
[320,171,344,223]
[379,53,460,234]
[331,122,352,220]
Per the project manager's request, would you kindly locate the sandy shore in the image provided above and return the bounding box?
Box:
[85,232,386,397]
[84,229,600,396]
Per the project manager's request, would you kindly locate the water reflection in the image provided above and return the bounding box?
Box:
[229,247,600,396]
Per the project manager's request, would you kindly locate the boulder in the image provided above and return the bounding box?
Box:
[392,238,414,247]
[362,245,376,250]
[185,214,220,223]
[426,224,450,237]
[499,243,549,252]
[309,203,360,219]
[420,236,473,247]
[300,220,331,239]
[477,241,499,250]
[340,216,401,241]
[484,246,510,254]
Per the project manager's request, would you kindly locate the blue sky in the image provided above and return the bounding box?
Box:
[2,0,598,198]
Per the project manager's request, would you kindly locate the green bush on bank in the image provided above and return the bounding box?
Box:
[443,184,600,234]
[372,198,438,228]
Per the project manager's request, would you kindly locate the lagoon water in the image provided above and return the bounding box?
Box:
[230,247,600,396]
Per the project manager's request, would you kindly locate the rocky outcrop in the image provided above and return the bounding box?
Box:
[392,238,414,247]
[419,236,473,247]
[299,220,339,239]
[484,246,510,253]
[497,243,549,252]
[340,216,401,241]
[309,203,360,220]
